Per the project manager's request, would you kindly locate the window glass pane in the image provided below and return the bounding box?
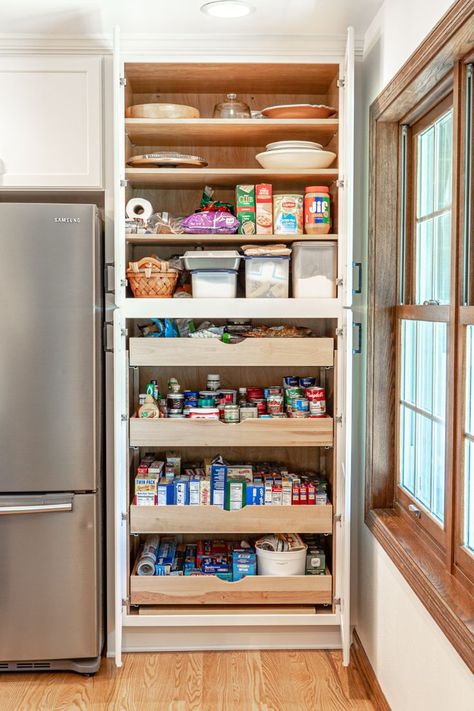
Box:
[400,320,447,523]
[415,109,453,305]
[464,326,474,551]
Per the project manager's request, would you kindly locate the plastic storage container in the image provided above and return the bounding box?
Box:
[244,256,290,298]
[191,269,238,298]
[183,250,241,271]
[256,545,307,576]
[292,242,337,298]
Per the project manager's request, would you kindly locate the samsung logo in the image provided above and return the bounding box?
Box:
[54,217,81,223]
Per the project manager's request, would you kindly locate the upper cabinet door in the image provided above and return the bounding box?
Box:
[0,55,102,188]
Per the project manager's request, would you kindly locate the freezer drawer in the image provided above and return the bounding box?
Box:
[0,493,101,662]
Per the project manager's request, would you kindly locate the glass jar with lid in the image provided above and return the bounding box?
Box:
[213,94,251,119]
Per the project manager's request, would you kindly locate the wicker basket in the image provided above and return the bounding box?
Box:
[126,257,178,298]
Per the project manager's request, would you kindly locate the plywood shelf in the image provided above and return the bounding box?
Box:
[126,233,338,245]
[123,297,342,319]
[125,118,339,147]
[130,503,333,535]
[130,570,332,605]
[125,167,339,188]
[129,336,334,367]
[129,416,333,448]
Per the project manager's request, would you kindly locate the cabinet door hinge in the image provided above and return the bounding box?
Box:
[121,328,128,337]
[334,514,343,524]
[120,179,128,188]
[336,277,344,287]
[335,327,344,337]
[121,413,128,422]
[121,512,128,522]
[335,414,343,425]
[119,76,127,87]
[121,597,129,606]
[336,179,345,189]
[333,597,341,607]
[120,278,128,288]
[336,78,345,88]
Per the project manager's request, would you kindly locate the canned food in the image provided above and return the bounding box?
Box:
[224,404,240,423]
[198,397,215,408]
[284,386,304,399]
[289,410,310,418]
[200,390,217,399]
[283,376,299,387]
[168,414,186,419]
[218,389,237,404]
[240,406,258,420]
[167,393,184,412]
[267,394,284,414]
[306,386,326,415]
[250,398,267,415]
[271,412,288,418]
[184,390,199,399]
[264,386,283,398]
[293,398,309,412]
[168,407,184,415]
[299,377,316,388]
[247,387,264,400]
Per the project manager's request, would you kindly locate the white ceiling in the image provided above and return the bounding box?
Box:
[0,0,383,38]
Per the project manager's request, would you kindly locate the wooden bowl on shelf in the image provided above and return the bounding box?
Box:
[126,103,200,119]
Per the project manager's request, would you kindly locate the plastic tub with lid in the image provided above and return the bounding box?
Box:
[244,256,290,298]
[191,269,238,298]
[292,241,337,298]
[183,250,241,271]
[256,544,307,576]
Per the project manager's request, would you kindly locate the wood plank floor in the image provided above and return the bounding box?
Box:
[0,650,378,711]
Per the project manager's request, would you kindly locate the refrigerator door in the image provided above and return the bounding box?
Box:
[0,493,101,662]
[0,203,102,492]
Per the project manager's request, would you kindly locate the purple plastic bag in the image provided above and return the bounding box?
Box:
[182,210,239,234]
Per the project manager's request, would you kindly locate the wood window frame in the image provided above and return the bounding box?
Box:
[366,0,474,672]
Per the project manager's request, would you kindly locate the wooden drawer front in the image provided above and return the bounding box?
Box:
[129,417,333,448]
[129,337,334,368]
[130,573,332,606]
[130,504,333,535]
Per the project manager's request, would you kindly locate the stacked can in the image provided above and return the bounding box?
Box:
[283,376,326,418]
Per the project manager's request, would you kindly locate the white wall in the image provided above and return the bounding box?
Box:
[355,1,474,709]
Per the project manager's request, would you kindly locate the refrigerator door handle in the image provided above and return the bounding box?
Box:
[0,502,73,515]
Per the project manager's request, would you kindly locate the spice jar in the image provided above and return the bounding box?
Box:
[304,186,331,235]
[207,374,221,391]
[224,404,240,423]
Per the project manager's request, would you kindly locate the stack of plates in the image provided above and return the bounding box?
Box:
[128,152,208,168]
[256,141,336,170]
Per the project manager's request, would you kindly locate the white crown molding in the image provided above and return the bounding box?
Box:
[0,31,364,60]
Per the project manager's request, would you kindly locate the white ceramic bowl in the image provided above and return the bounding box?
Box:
[256,148,336,170]
[265,140,323,152]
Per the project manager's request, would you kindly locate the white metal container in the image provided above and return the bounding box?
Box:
[191,269,238,298]
[256,545,307,576]
[244,256,290,298]
[183,250,241,271]
[292,242,337,298]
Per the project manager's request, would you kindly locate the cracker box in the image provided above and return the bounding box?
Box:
[235,184,256,236]
[271,484,283,506]
[282,479,293,506]
[256,183,273,234]
[173,479,189,506]
[264,479,273,505]
[148,460,164,476]
[211,463,227,508]
[157,479,173,505]
[135,471,159,505]
[166,452,181,477]
[200,478,211,505]
[189,478,201,506]
[246,484,264,506]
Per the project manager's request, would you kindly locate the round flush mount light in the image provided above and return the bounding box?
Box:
[201,1,255,18]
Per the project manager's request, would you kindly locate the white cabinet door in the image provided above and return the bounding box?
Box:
[0,55,102,188]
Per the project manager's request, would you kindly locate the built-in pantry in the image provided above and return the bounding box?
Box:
[112,33,354,665]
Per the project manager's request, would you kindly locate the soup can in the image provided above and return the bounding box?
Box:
[299,377,316,388]
[267,394,284,414]
[293,398,309,412]
[247,387,264,400]
[306,386,326,415]
[283,376,299,387]
[264,386,283,398]
[250,398,267,415]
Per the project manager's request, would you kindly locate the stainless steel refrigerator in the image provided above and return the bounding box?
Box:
[0,203,104,673]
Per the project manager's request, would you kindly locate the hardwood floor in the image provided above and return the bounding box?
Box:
[0,650,379,711]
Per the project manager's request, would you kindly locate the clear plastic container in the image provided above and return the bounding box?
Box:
[292,242,337,298]
[244,256,290,298]
[191,269,238,298]
[183,250,241,271]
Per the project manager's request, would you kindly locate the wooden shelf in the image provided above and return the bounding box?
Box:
[123,297,342,320]
[129,416,333,448]
[130,504,333,535]
[125,168,339,189]
[125,118,339,147]
[129,336,334,368]
[126,233,338,245]
[130,570,332,605]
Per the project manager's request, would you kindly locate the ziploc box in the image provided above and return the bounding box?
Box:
[157,478,173,505]
[211,462,227,508]
[225,479,246,511]
[173,479,190,505]
[246,484,264,506]
[233,548,257,581]
[235,184,256,236]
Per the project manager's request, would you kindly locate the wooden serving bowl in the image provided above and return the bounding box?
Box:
[126,103,200,119]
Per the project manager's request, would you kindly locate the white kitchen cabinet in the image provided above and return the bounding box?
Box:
[0,55,102,188]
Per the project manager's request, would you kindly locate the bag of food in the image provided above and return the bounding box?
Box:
[182,210,239,234]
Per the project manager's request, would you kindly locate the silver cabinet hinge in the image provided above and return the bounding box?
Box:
[121,413,128,422]
[335,327,344,337]
[336,78,345,88]
[120,278,128,288]
[121,512,128,522]
[121,597,129,606]
[120,179,128,188]
[119,76,127,87]
[121,328,128,337]
[334,514,343,524]
[336,277,344,286]
[333,597,341,607]
[335,414,343,425]
[336,179,345,188]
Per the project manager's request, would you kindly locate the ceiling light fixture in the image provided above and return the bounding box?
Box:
[201,1,254,19]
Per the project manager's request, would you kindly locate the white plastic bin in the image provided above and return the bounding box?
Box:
[191,269,238,298]
[256,544,307,576]
[244,256,290,298]
[292,241,337,298]
[184,250,241,271]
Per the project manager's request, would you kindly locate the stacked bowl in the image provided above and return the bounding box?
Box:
[255,141,336,170]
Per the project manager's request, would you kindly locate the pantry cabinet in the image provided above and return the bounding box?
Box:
[112,29,354,667]
[0,55,102,188]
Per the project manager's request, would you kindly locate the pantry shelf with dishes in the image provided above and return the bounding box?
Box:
[113,48,353,664]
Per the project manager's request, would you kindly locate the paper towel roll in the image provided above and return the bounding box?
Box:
[126,197,153,222]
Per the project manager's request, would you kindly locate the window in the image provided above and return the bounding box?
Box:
[366,0,474,672]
